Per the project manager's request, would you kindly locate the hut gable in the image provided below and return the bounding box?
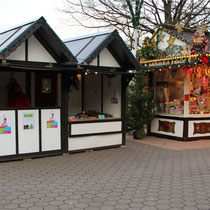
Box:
[7,35,56,63]
[0,17,77,64]
[64,29,140,70]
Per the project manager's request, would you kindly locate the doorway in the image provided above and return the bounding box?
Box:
[35,72,57,107]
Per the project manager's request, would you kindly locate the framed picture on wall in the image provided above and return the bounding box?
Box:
[42,78,51,93]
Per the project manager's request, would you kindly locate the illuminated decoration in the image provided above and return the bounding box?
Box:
[176,23,183,34]
[167,35,175,47]
[139,24,210,117]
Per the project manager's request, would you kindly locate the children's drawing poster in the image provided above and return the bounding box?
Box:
[23,114,34,130]
[47,112,58,128]
[111,92,119,104]
[0,114,11,134]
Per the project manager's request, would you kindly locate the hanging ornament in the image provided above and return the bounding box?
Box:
[202,24,207,32]
[152,38,157,48]
[167,35,175,47]
[175,23,183,34]
[158,31,165,43]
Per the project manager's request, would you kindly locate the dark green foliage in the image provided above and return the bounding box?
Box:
[126,74,156,139]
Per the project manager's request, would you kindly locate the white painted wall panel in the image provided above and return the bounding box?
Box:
[41,109,61,151]
[18,110,39,154]
[0,110,16,156]
[71,121,122,135]
[151,118,184,137]
[68,133,122,151]
[28,35,56,63]
[157,31,187,51]
[90,57,97,66]
[99,48,120,67]
[188,120,210,138]
[103,75,121,117]
[7,42,25,60]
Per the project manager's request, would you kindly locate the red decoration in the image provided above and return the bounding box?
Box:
[184,94,189,101]
[183,65,191,75]
[201,75,207,84]
[200,54,208,65]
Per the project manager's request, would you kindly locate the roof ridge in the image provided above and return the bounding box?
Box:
[63,29,116,43]
[0,17,45,34]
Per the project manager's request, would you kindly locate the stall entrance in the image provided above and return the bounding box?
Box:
[35,72,57,107]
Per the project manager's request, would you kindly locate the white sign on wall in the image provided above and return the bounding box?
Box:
[41,109,61,151]
[0,110,16,156]
[18,110,39,154]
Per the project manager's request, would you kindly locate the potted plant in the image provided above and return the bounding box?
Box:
[126,74,156,139]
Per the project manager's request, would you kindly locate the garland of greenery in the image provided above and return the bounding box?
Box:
[162,23,196,32]
[140,54,209,72]
[150,27,192,46]
[137,37,167,60]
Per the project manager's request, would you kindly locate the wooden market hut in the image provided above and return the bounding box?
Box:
[139,24,210,141]
[63,30,140,151]
[0,17,139,161]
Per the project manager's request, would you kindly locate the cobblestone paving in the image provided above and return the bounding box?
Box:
[0,140,210,210]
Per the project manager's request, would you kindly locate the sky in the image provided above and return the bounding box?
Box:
[0,0,97,40]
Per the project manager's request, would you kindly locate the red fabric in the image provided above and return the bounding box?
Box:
[8,93,31,108]
[184,94,189,101]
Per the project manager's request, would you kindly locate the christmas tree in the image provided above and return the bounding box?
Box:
[126,74,156,139]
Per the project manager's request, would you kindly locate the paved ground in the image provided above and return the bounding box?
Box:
[128,135,210,150]
[0,139,210,210]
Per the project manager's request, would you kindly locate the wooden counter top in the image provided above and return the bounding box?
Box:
[68,117,121,123]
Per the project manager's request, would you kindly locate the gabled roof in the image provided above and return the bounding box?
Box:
[152,25,210,51]
[64,29,140,70]
[0,17,77,64]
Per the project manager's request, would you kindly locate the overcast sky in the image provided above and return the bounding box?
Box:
[0,0,97,40]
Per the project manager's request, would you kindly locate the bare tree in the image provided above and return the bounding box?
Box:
[60,0,210,48]
[143,0,210,30]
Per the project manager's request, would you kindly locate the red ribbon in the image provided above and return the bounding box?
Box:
[200,54,208,65]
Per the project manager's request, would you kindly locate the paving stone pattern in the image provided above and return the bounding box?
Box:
[0,140,210,209]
